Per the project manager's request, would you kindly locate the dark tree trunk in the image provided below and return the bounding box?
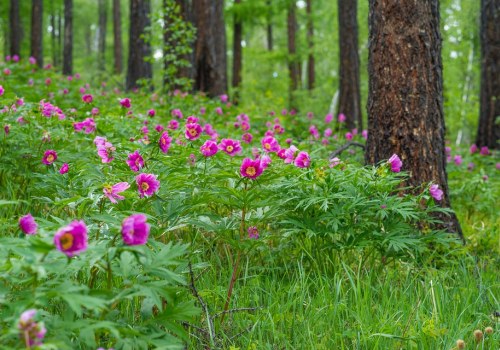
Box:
[306,0,314,90]
[113,0,123,74]
[365,0,462,239]
[192,0,227,97]
[98,0,108,71]
[338,0,362,130]
[126,0,153,91]
[287,1,299,108]
[266,0,273,51]
[10,0,21,57]
[476,0,500,149]
[232,0,242,103]
[63,0,73,75]
[31,0,43,67]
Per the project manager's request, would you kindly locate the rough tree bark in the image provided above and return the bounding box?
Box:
[10,0,21,57]
[365,0,463,239]
[287,1,299,108]
[232,0,242,103]
[192,0,227,97]
[31,0,43,67]
[266,0,273,51]
[476,0,500,149]
[63,0,73,75]
[98,0,108,71]
[50,3,59,67]
[113,0,123,74]
[306,0,315,90]
[338,0,362,130]
[126,0,153,91]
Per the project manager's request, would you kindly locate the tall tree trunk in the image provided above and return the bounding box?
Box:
[338,0,362,130]
[287,1,299,108]
[31,0,43,67]
[126,0,153,91]
[63,0,73,75]
[176,0,194,86]
[232,0,242,103]
[365,0,462,239]
[58,8,63,65]
[306,0,314,90]
[10,0,21,57]
[266,0,273,51]
[476,0,500,149]
[192,0,227,97]
[113,0,123,74]
[98,0,108,72]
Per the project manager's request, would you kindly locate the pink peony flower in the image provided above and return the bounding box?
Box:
[240,158,264,179]
[148,109,155,117]
[82,94,93,103]
[18,309,46,347]
[453,155,462,166]
[361,130,368,139]
[338,113,346,123]
[480,146,490,156]
[324,113,333,123]
[91,107,99,116]
[185,123,202,140]
[120,98,131,108]
[388,154,402,172]
[122,214,150,246]
[29,56,36,65]
[94,136,115,163]
[54,220,88,257]
[260,154,272,169]
[159,131,172,153]
[19,214,38,235]
[247,226,259,239]
[59,163,69,174]
[284,145,298,164]
[242,133,253,144]
[171,108,183,119]
[103,182,130,203]
[42,150,57,165]
[324,128,333,137]
[187,115,199,124]
[136,173,160,197]
[168,119,179,130]
[126,150,144,172]
[200,140,218,157]
[294,151,311,168]
[470,144,478,154]
[345,132,353,140]
[73,118,96,134]
[0,85,4,96]
[215,107,223,115]
[261,136,280,153]
[429,184,443,201]
[330,157,341,168]
[220,94,228,103]
[219,139,242,156]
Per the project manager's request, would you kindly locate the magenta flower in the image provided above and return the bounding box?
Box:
[260,154,272,169]
[261,136,280,153]
[242,133,253,144]
[59,163,69,174]
[82,94,93,103]
[324,128,333,137]
[200,140,218,157]
[126,150,144,172]
[185,123,202,140]
[470,144,478,154]
[73,118,96,134]
[94,137,115,163]
[388,154,403,172]
[240,158,263,179]
[29,56,37,65]
[120,98,131,108]
[247,226,259,239]
[338,113,346,123]
[220,94,228,103]
[103,182,130,203]
[429,184,443,201]
[330,157,341,168]
[159,131,172,153]
[148,109,155,117]
[187,116,199,124]
[168,119,179,130]
[54,220,88,257]
[171,108,183,119]
[284,145,298,164]
[345,132,353,140]
[453,155,462,166]
[136,173,160,197]
[122,214,150,246]
[18,309,46,348]
[324,113,333,123]
[294,151,311,168]
[216,107,223,115]
[219,139,242,156]
[42,150,58,165]
[19,214,38,235]
[0,85,4,96]
[480,146,490,156]
[361,130,368,139]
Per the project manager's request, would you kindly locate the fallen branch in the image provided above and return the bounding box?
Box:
[329,141,365,159]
